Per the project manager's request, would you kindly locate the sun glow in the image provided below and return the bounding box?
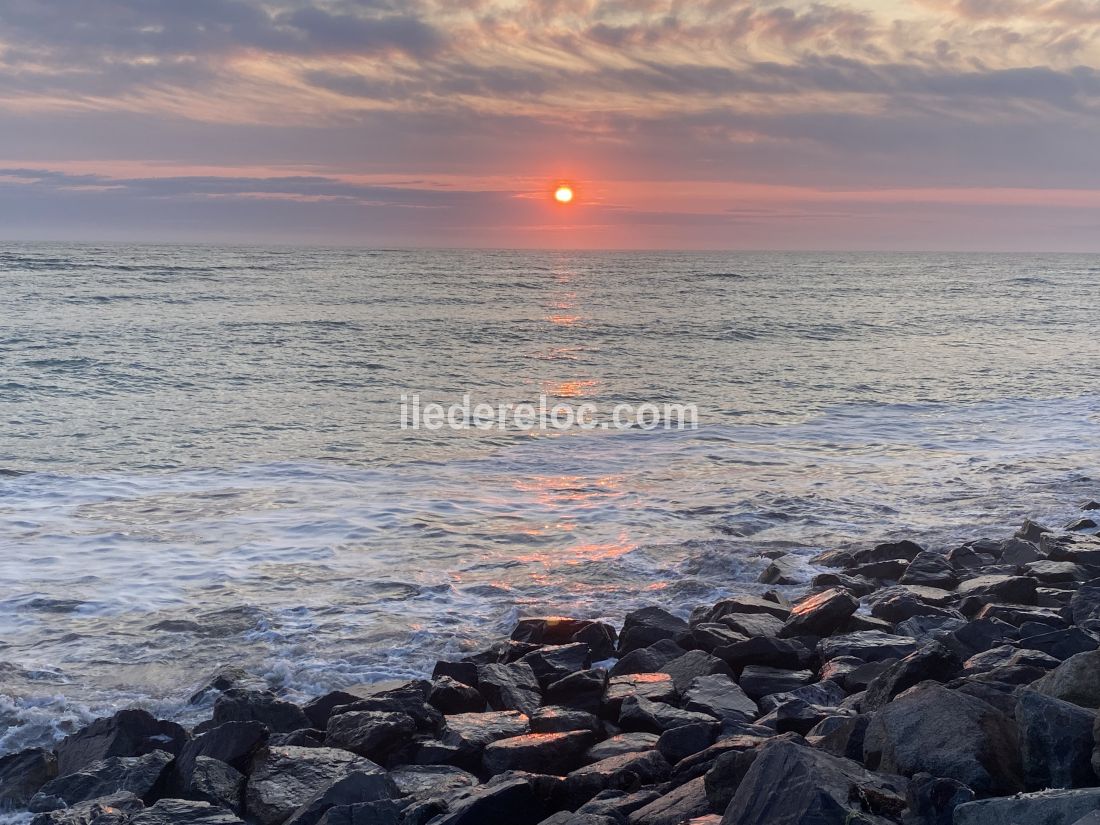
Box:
[554,185,574,204]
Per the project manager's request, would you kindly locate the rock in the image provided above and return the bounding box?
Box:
[818,631,917,664]
[861,641,961,711]
[690,623,747,652]
[324,711,416,762]
[811,572,878,597]
[1016,690,1096,790]
[206,690,311,734]
[1017,519,1053,543]
[1020,627,1099,660]
[429,775,545,825]
[29,792,145,825]
[603,673,677,716]
[721,737,907,825]
[465,640,541,666]
[387,765,477,799]
[608,640,685,677]
[1070,581,1100,625]
[477,662,543,717]
[963,644,1058,675]
[174,721,268,791]
[245,746,382,825]
[530,706,600,734]
[697,595,789,623]
[863,682,1022,795]
[657,723,717,763]
[483,731,594,775]
[189,666,270,705]
[954,788,1100,825]
[1,748,58,807]
[946,544,990,571]
[432,661,479,687]
[737,666,814,700]
[717,613,784,638]
[428,677,486,715]
[627,776,709,825]
[904,773,974,825]
[658,651,733,695]
[583,733,660,765]
[186,756,244,814]
[682,674,758,726]
[944,617,1019,657]
[757,680,846,714]
[1027,560,1090,583]
[955,574,1038,605]
[54,710,187,777]
[1044,533,1100,565]
[520,644,593,688]
[128,800,245,824]
[899,552,958,588]
[713,637,811,672]
[975,602,1066,628]
[566,750,672,803]
[512,618,617,659]
[440,710,530,764]
[619,607,691,653]
[29,751,174,812]
[778,588,858,638]
[1032,650,1100,708]
[807,714,870,761]
[283,771,399,825]
[619,696,717,734]
[540,814,618,825]
[545,669,607,715]
[848,558,908,581]
[758,555,802,585]
[328,681,440,735]
[302,688,382,730]
[869,587,960,624]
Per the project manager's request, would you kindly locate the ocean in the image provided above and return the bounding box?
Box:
[2,244,1099,755]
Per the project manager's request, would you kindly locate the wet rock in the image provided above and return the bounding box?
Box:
[302,688,385,730]
[565,750,672,803]
[955,574,1038,605]
[869,587,960,624]
[539,814,618,825]
[619,696,717,734]
[186,756,244,814]
[899,552,958,589]
[324,711,416,763]
[1070,581,1100,625]
[807,714,870,761]
[521,644,593,688]
[811,572,878,597]
[659,651,733,695]
[861,641,961,711]
[431,661,479,688]
[603,673,677,716]
[770,698,852,736]
[328,682,441,736]
[962,644,1058,675]
[946,544,990,571]
[429,775,545,825]
[1017,519,1053,543]
[245,746,382,825]
[530,707,600,735]
[619,607,691,654]
[696,595,789,624]
[757,679,846,714]
[545,669,607,715]
[1032,650,1100,708]
[315,799,406,825]
[954,788,1100,825]
[428,677,485,715]
[943,616,1019,658]
[29,751,174,812]
[1016,689,1096,790]
[1020,626,1099,660]
[0,747,58,807]
[721,737,907,825]
[174,721,268,791]
[628,776,709,825]
[271,730,326,749]
[975,602,1066,627]
[1044,533,1100,565]
[863,682,1022,795]
[206,690,311,735]
[483,731,594,776]
[1026,560,1090,583]
[29,792,144,825]
[848,558,909,582]
[682,674,758,726]
[465,640,541,666]
[657,722,718,763]
[283,771,399,825]
[439,710,530,764]
[904,773,974,825]
[477,662,543,717]
[778,588,858,638]
[818,631,917,664]
[512,618,617,659]
[713,637,812,672]
[55,709,187,777]
[757,555,802,585]
[608,640,685,677]
[583,733,660,765]
[131,800,245,824]
[388,765,477,800]
[716,612,784,639]
[737,666,814,700]
[578,788,663,821]
[690,623,748,652]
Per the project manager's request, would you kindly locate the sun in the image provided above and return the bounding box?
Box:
[554,184,574,204]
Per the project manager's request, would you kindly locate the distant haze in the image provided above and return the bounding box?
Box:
[2,0,1100,249]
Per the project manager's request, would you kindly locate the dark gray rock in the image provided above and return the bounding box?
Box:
[658,651,733,695]
[954,789,1100,825]
[284,771,399,825]
[778,588,858,638]
[955,574,1038,605]
[861,641,961,711]
[1019,627,1099,660]
[29,751,174,813]
[999,538,1043,567]
[174,721,268,791]
[627,776,709,825]
[1032,650,1100,708]
[945,617,1019,657]
[269,729,325,749]
[0,747,57,807]
[807,714,870,761]
[721,737,908,825]
[717,612,784,639]
[186,757,244,814]
[863,682,1023,795]
[483,731,594,775]
[811,572,878,597]
[899,552,958,588]
[619,608,690,654]
[511,618,617,659]
[429,775,545,825]
[1017,519,1054,543]
[758,555,802,586]
[431,661,479,688]
[690,623,748,652]
[619,696,716,734]
[440,710,530,763]
[904,773,974,825]
[1026,560,1090,583]
[539,814,618,825]
[130,800,245,824]
[324,711,416,762]
[521,644,593,688]
[656,723,717,764]
[962,644,1058,675]
[30,793,145,825]
[545,669,607,715]
[696,595,789,624]
[1044,533,1100,565]
[608,640,684,677]
[869,587,960,624]
[682,674,758,725]
[1016,690,1096,791]
[576,788,662,821]
[565,750,672,803]
[713,637,812,672]
[530,706,600,734]
[818,631,917,664]
[757,680,846,714]
[737,666,814,700]
[477,662,543,717]
[54,710,187,778]
[206,690,311,735]
[603,673,677,716]
[1070,581,1100,625]
[388,765,477,800]
[582,732,660,765]
[428,677,485,715]
[245,746,382,825]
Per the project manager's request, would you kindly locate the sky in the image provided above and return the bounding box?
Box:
[2,0,1100,249]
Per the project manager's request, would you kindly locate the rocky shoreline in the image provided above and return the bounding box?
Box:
[4,507,1100,825]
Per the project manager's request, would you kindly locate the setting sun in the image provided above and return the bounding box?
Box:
[554,185,574,204]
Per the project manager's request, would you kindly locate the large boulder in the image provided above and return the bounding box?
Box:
[54,710,187,777]
[324,711,416,762]
[173,721,268,791]
[1032,650,1100,708]
[863,682,1022,795]
[1016,690,1096,790]
[477,662,543,716]
[283,771,399,825]
[818,631,918,664]
[186,757,245,814]
[131,800,246,824]
[245,746,382,825]
[861,641,961,711]
[619,607,690,653]
[511,617,617,659]
[28,751,174,812]
[721,737,908,825]
[207,690,311,734]
[778,589,858,638]
[29,792,144,825]
[429,774,547,825]
[658,651,733,695]
[483,731,594,776]
[1,748,58,808]
[439,710,530,764]
[682,674,758,725]
[566,750,671,803]
[520,645,592,688]
[627,776,710,825]
[954,788,1100,825]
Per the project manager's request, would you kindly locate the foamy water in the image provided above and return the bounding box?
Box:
[1,245,1098,755]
